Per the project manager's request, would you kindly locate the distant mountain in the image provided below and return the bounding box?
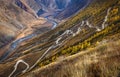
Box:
[36,0,88,19]
[15,0,88,19]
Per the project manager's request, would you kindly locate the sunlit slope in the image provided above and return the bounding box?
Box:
[0,0,120,77]
[0,0,45,48]
[15,0,119,57]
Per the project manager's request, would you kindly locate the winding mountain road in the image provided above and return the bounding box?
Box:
[0,17,58,62]
[8,7,111,77]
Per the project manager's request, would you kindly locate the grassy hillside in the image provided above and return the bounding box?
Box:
[20,0,120,76]
[15,0,120,64]
[20,39,120,77]
[15,0,119,53]
[0,0,120,77]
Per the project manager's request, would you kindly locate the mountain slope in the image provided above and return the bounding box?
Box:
[0,0,46,49]
[15,0,88,19]
[0,0,120,77]
[37,0,88,19]
[20,39,120,77]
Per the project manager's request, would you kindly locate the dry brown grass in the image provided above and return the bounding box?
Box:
[20,39,120,77]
